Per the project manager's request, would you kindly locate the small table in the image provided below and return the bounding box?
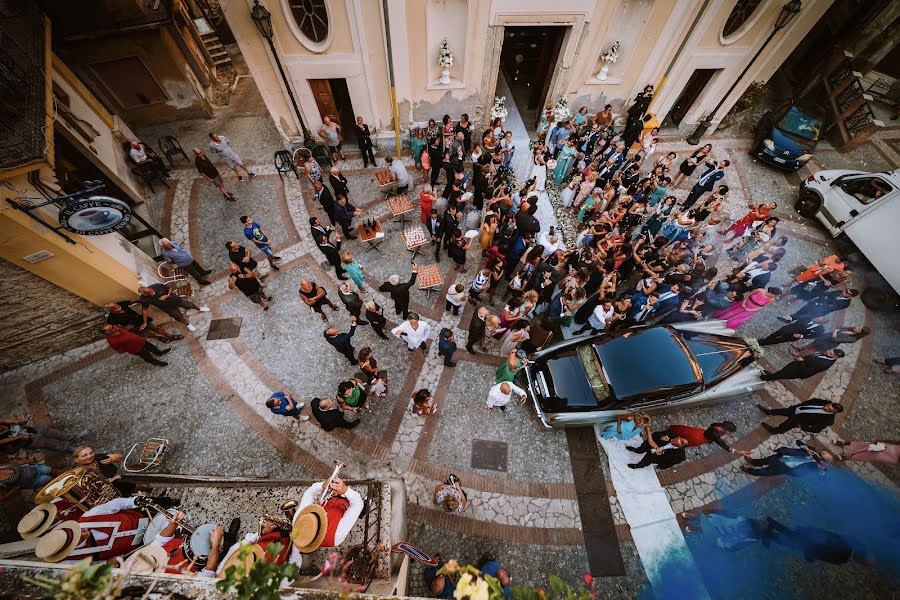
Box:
[387,194,416,228]
[401,224,429,260]
[358,219,384,253]
[374,168,397,199]
[417,263,443,300]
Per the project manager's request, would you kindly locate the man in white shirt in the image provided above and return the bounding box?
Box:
[129,141,169,177]
[486,381,527,411]
[391,312,431,352]
[574,300,616,335]
[538,230,561,259]
[386,155,411,193]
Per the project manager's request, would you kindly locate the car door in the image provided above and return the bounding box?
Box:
[826,175,895,229]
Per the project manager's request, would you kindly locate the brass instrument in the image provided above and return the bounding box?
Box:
[319,460,346,505]
[135,496,196,534]
[256,499,299,536]
[34,467,120,511]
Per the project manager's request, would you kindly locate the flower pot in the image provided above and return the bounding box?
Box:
[440,68,451,85]
[596,64,609,81]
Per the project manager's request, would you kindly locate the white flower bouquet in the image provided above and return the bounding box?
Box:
[553,95,570,122]
[744,338,764,359]
[490,96,508,121]
[438,38,454,68]
[601,40,621,63]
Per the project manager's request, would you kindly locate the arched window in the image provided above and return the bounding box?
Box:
[288,0,329,45]
[723,0,764,38]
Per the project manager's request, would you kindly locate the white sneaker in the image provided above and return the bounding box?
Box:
[297,402,305,409]
[198,306,210,313]
[187,324,197,332]
[296,415,310,422]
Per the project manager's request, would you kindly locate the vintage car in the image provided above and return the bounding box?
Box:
[524,322,763,428]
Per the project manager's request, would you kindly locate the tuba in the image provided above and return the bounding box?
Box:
[33,467,120,511]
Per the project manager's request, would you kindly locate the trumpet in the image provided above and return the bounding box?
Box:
[135,495,195,534]
[319,460,347,505]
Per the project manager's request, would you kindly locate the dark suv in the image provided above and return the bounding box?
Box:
[751,101,824,171]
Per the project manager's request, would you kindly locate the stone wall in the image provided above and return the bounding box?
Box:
[0,258,102,373]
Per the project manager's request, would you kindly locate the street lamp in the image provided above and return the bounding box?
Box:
[251,0,315,147]
[686,0,802,144]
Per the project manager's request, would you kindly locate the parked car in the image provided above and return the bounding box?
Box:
[524,323,763,428]
[751,101,824,171]
[797,168,900,308]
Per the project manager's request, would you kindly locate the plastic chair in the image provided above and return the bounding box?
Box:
[274,150,299,181]
[157,262,194,300]
[123,438,169,473]
[158,136,190,167]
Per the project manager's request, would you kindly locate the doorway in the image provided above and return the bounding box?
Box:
[662,69,719,128]
[498,26,566,128]
[309,78,357,145]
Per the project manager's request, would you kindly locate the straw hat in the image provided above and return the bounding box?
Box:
[122,544,169,574]
[219,543,266,577]
[18,503,58,539]
[34,521,81,563]
[290,504,327,553]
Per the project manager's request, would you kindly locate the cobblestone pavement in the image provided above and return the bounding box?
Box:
[1,102,899,597]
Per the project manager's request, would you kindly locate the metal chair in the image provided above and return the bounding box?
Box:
[274,150,299,181]
[123,141,169,193]
[158,135,190,168]
[157,262,194,300]
[123,437,170,473]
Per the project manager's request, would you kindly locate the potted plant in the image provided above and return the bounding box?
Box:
[490,96,509,122]
[438,37,454,85]
[596,40,620,81]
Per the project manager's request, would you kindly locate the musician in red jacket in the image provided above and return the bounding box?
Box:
[288,476,363,566]
[35,497,150,563]
[217,513,297,576]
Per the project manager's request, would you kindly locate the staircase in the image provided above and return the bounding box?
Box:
[201,29,232,69]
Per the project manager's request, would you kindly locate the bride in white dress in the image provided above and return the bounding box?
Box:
[530,150,547,192]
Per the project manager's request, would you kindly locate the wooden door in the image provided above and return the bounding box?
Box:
[535,29,565,110]
[309,79,339,124]
[662,69,717,127]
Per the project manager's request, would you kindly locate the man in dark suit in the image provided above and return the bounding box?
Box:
[760,349,844,381]
[652,284,682,320]
[323,317,358,365]
[333,195,360,239]
[439,205,459,257]
[782,288,858,322]
[683,163,729,209]
[515,201,541,237]
[627,431,688,470]
[741,444,833,477]
[378,267,418,319]
[310,217,347,280]
[425,208,443,262]
[313,179,336,225]
[329,166,350,200]
[364,301,389,339]
[466,306,488,353]
[311,397,359,431]
[759,316,826,346]
[438,328,457,367]
[756,398,843,434]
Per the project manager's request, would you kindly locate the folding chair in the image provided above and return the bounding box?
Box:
[157,262,194,300]
[123,438,170,473]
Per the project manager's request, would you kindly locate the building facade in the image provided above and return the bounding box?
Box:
[224,0,835,145]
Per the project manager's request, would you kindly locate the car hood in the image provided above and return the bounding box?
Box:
[771,127,815,155]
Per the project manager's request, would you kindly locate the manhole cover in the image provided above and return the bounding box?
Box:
[206,317,242,340]
[320,260,332,270]
[471,439,508,472]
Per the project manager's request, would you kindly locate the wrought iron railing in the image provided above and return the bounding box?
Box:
[0,4,47,170]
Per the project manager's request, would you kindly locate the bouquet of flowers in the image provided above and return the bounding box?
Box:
[438,38,454,68]
[490,96,509,121]
[601,40,621,63]
[744,338,764,359]
[553,96,570,122]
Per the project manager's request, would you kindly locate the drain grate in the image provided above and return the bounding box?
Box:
[471,439,508,472]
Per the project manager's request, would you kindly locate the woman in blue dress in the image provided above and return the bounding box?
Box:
[553,139,578,185]
[600,411,653,441]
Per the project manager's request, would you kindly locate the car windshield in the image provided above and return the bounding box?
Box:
[777,107,822,141]
[680,332,749,385]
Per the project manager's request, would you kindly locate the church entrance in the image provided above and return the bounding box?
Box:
[497,26,567,130]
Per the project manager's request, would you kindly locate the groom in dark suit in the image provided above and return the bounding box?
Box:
[683,161,729,209]
[627,431,689,470]
[756,398,843,434]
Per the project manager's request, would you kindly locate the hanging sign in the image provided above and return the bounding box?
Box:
[58,195,132,235]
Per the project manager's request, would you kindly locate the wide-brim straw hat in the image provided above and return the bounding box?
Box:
[290,504,327,553]
[34,521,81,563]
[122,544,169,574]
[220,543,266,577]
[18,503,58,539]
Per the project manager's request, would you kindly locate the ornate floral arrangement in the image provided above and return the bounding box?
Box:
[490,96,509,121]
[744,337,764,359]
[553,95,571,122]
[601,40,621,63]
[438,38,454,68]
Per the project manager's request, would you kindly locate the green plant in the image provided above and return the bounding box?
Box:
[732,81,771,114]
[216,542,300,600]
[511,575,594,600]
[22,559,126,600]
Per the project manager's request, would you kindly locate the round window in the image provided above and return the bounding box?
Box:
[722,0,764,40]
[287,0,330,49]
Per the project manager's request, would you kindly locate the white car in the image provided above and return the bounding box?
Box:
[797,168,900,307]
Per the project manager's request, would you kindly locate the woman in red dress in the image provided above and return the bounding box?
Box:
[419,185,435,223]
[667,421,748,456]
[719,202,777,242]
